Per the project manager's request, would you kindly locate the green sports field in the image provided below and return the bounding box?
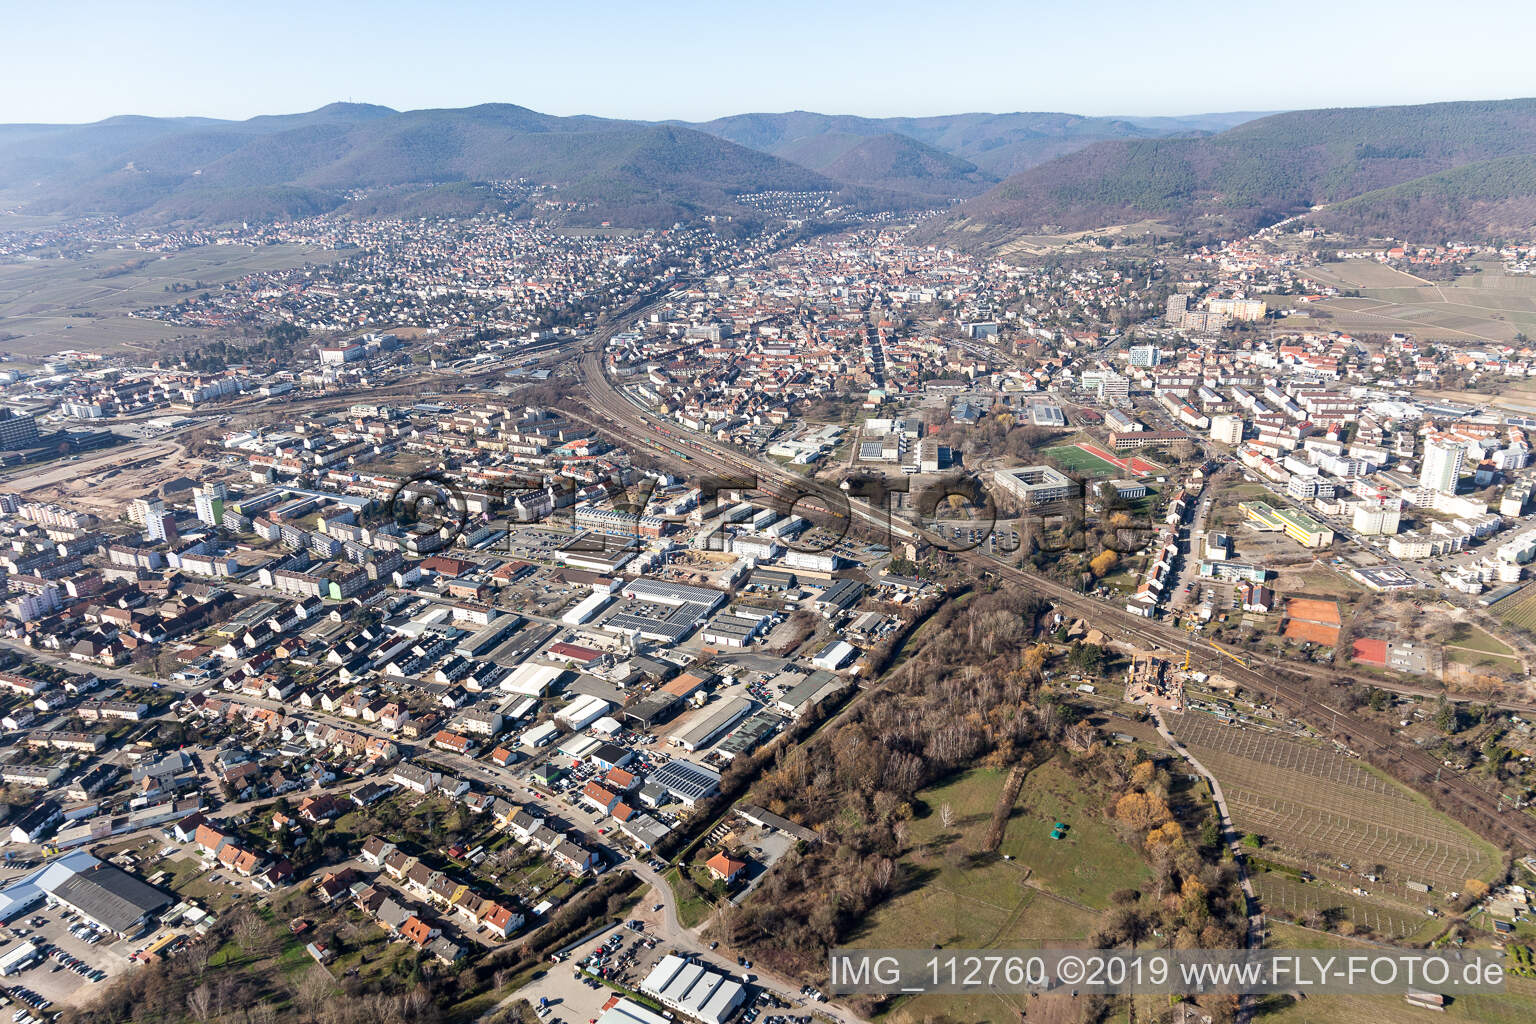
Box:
[1045,444,1123,477]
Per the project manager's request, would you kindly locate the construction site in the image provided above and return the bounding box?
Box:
[0,433,227,521]
[1123,650,1185,712]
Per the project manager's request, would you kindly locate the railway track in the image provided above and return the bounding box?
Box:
[572,347,1536,853]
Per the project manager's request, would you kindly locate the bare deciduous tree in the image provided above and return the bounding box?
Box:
[186,983,213,1023]
[180,938,210,977]
[233,907,269,956]
[292,966,336,1018]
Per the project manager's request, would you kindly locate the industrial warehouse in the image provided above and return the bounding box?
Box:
[640,954,747,1024]
[0,850,172,937]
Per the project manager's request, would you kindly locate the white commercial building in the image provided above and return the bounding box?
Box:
[640,955,747,1024]
[556,695,612,730]
[0,941,42,976]
[813,640,857,671]
[498,663,565,696]
[520,721,559,748]
[562,592,613,626]
[1497,528,1536,565]
[595,999,670,1024]
[668,696,753,752]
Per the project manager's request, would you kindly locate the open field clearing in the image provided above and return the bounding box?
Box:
[1303,262,1536,343]
[0,433,231,520]
[1417,379,1536,415]
[996,759,1153,907]
[1305,261,1441,290]
[1308,296,1536,343]
[0,242,337,361]
[1170,715,1501,894]
[1444,647,1524,672]
[861,761,1145,1024]
[1436,624,1526,674]
[1450,625,1518,657]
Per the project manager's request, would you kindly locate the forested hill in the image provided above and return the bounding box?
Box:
[0,102,1269,228]
[917,98,1536,248]
[1308,154,1536,241]
[774,132,998,198]
[0,103,870,228]
[681,109,1266,179]
[17,98,1534,240]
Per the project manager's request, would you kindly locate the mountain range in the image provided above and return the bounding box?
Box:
[0,102,1263,228]
[919,98,1536,248]
[674,110,1265,195]
[0,103,854,228]
[6,98,1536,244]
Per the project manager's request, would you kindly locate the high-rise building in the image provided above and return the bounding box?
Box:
[128,497,165,526]
[0,408,39,450]
[1353,499,1402,536]
[1164,294,1188,324]
[1180,311,1228,333]
[147,511,178,544]
[194,482,228,526]
[1420,441,1465,494]
[6,586,61,623]
[1129,345,1161,367]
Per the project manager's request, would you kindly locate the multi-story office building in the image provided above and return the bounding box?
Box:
[1097,371,1130,402]
[0,409,39,449]
[993,465,1079,506]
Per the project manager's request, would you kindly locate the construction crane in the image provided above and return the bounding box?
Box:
[1209,640,1249,669]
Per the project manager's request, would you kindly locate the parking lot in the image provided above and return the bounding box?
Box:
[514,915,818,1024]
[0,904,135,1009]
[514,920,665,1024]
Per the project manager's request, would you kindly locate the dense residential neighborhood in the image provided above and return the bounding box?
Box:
[9,44,1536,1024]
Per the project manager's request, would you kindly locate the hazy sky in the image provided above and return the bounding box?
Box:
[6,0,1536,124]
